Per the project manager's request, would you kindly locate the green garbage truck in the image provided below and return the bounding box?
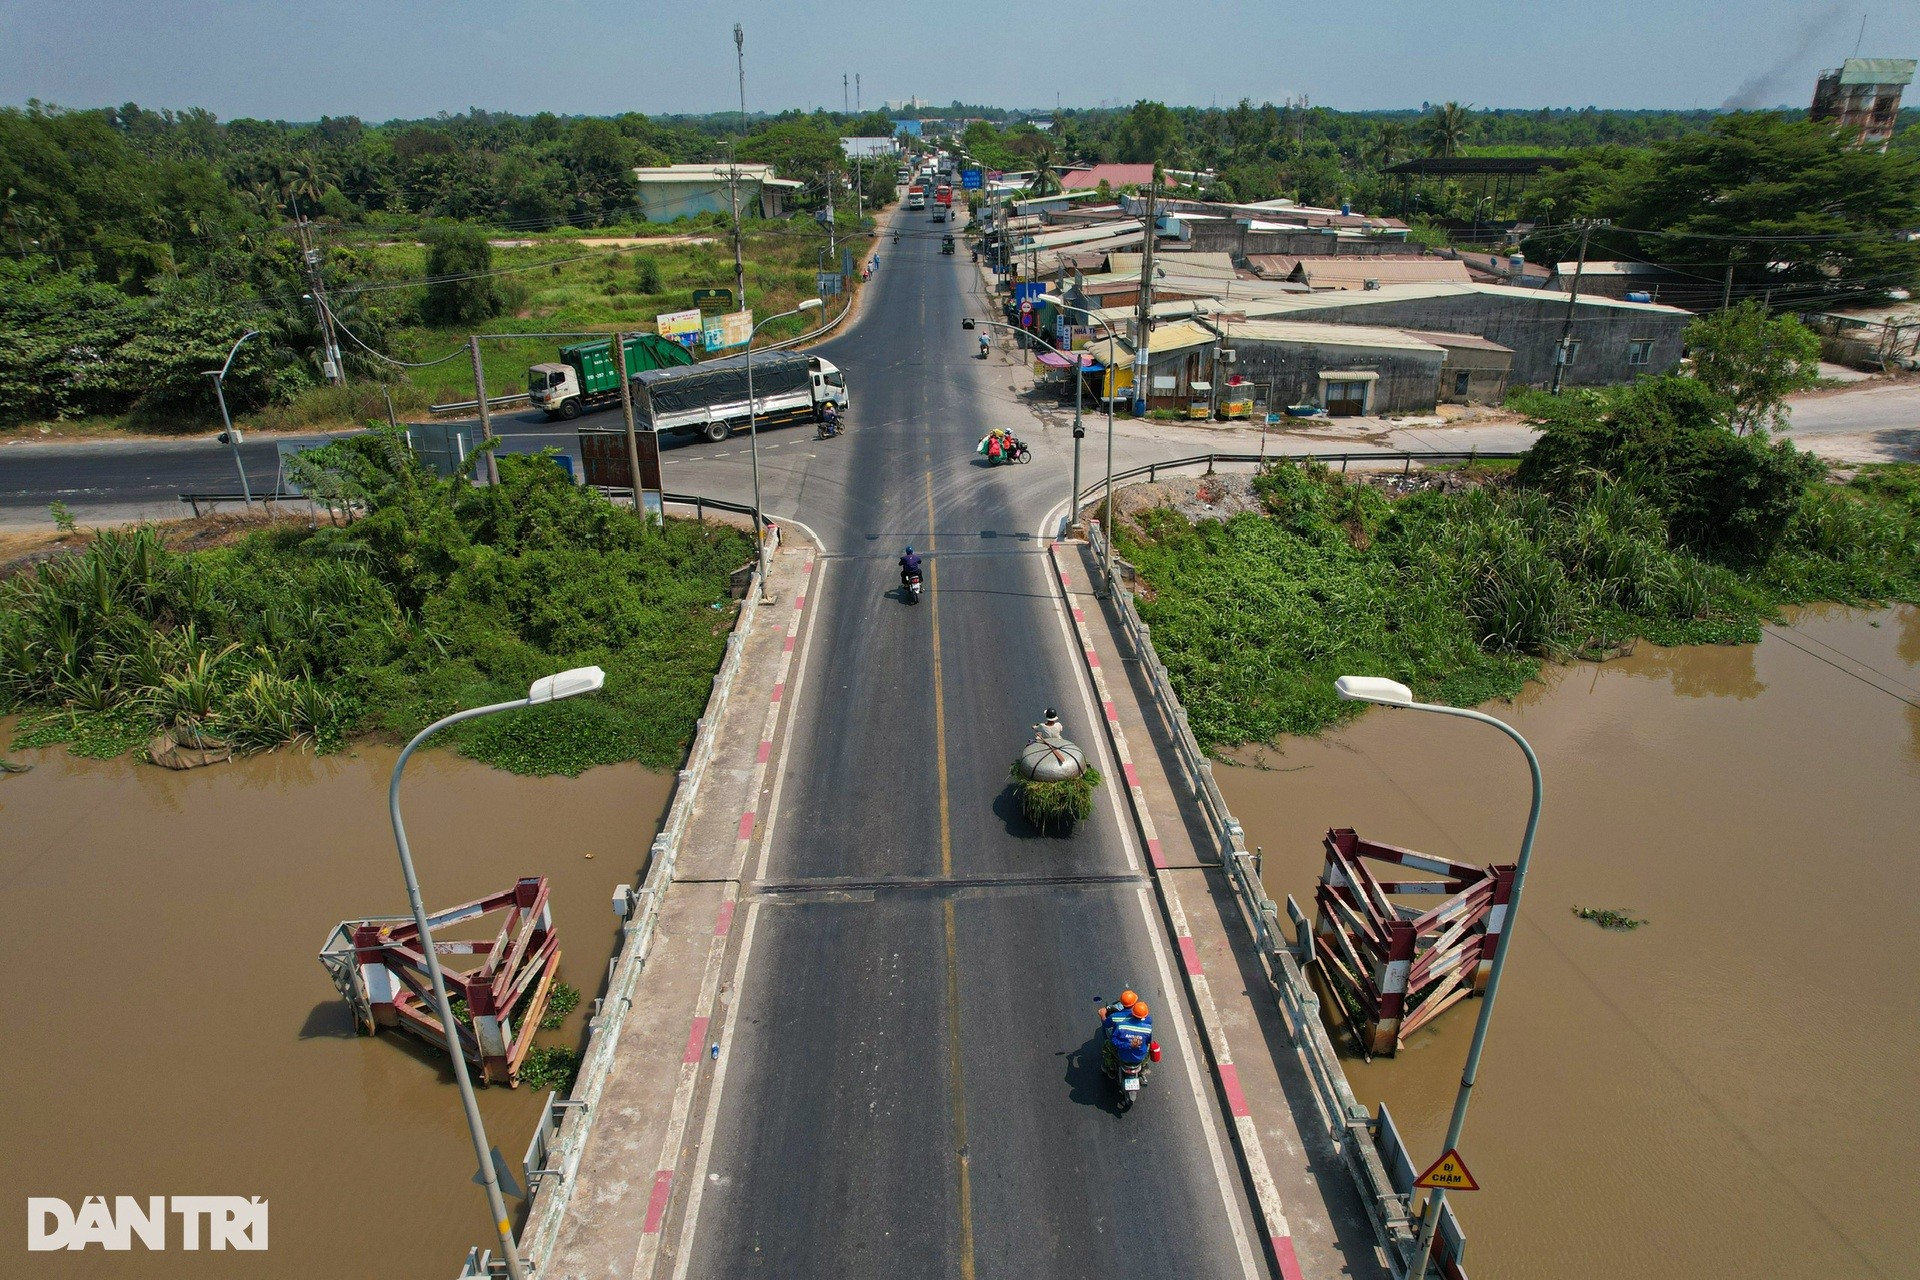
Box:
[528,334,695,420]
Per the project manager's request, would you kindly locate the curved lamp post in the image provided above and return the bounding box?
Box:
[207,330,261,507]
[1333,675,1543,1278]
[389,665,608,1280]
[745,299,825,602]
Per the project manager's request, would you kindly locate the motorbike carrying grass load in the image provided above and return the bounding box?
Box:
[1011,708,1102,831]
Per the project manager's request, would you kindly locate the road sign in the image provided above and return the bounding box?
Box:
[1019,299,1032,315]
[692,288,734,315]
[816,271,843,297]
[962,168,983,190]
[1413,1149,1479,1192]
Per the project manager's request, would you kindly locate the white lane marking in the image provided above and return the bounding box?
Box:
[1045,545,1261,1279]
[1044,558,1138,875]
[712,452,731,457]
[1036,497,1069,543]
[665,898,764,1280]
[1131,881,1264,1280]
[755,556,828,883]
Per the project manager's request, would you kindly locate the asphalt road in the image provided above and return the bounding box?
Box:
[658,214,1269,1278]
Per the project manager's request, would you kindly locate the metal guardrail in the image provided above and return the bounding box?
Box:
[176,491,310,517]
[1074,448,1526,511]
[1087,513,1462,1278]
[515,526,776,1270]
[430,391,531,415]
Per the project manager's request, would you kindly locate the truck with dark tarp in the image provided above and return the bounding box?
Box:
[633,352,849,443]
[528,333,695,420]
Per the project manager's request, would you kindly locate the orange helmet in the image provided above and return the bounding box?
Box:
[1131,1001,1150,1019]
[1119,989,1139,1009]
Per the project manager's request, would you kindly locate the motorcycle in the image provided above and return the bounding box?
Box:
[817,406,841,439]
[978,336,990,359]
[902,569,923,605]
[1096,995,1160,1113]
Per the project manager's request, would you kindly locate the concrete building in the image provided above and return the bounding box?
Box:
[631,164,803,222]
[1404,331,1514,403]
[1181,281,1687,389]
[1059,163,1174,192]
[1811,58,1916,151]
[1211,321,1452,416]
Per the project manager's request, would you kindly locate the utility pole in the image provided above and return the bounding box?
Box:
[856,73,861,114]
[1131,172,1160,411]
[613,331,646,520]
[729,23,749,311]
[826,162,838,264]
[1721,255,1737,312]
[468,336,500,486]
[1549,218,1606,395]
[292,197,345,386]
[843,73,849,115]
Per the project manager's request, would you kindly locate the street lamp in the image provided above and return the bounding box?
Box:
[207,330,261,508]
[1332,675,1544,1279]
[388,664,608,1280]
[746,298,825,602]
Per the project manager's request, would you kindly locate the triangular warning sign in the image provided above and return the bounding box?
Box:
[1413,1148,1479,1192]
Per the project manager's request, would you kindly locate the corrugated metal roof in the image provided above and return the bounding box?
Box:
[1837,57,1916,86]
[1107,252,1238,277]
[1298,259,1473,288]
[1397,329,1515,354]
[1216,320,1448,354]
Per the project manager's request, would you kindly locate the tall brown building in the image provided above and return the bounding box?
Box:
[1810,57,1916,152]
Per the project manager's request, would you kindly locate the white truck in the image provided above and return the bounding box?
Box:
[632,352,849,444]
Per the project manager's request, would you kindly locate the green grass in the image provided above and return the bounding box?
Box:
[1119,460,1920,749]
[1,444,753,776]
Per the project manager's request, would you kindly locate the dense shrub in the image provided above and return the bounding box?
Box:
[1121,455,1920,750]
[2,439,750,774]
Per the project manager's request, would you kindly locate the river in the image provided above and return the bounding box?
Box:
[1219,605,1920,1279]
[0,730,671,1278]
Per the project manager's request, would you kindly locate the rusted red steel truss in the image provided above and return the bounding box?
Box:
[1312,829,1514,1057]
[323,877,562,1085]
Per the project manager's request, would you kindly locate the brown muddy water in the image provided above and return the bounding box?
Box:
[0,730,671,1278]
[1220,605,1920,1280]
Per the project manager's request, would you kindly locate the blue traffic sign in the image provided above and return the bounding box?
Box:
[961,168,983,190]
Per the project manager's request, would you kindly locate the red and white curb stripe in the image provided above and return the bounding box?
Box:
[629,552,814,1279]
[1049,543,1302,1280]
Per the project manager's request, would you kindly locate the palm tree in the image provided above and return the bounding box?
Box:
[1423,102,1472,159]
[1369,121,1408,169]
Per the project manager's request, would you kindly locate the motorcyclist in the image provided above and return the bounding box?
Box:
[1101,994,1154,1080]
[893,231,900,244]
[820,401,840,435]
[899,545,922,588]
[978,334,990,358]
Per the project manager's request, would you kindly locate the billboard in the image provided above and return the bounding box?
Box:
[691,289,734,316]
[702,309,753,352]
[656,308,702,342]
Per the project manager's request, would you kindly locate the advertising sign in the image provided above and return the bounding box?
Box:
[961,168,983,190]
[703,309,753,352]
[656,308,702,341]
[692,289,734,315]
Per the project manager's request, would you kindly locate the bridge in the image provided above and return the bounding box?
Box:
[363,212,1476,1279]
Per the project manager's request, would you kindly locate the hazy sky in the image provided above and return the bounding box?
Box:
[2,0,1916,121]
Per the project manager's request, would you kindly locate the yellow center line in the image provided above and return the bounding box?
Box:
[926,470,975,1280]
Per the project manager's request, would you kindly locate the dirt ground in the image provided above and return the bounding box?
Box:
[0,511,303,581]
